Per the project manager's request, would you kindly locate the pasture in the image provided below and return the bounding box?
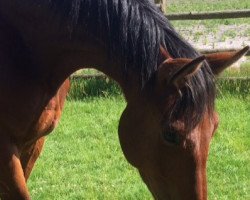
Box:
[167,0,250,13]
[26,0,249,199]
[167,0,250,27]
[27,78,249,200]
[167,0,250,52]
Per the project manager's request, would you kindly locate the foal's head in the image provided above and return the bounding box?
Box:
[119,46,249,200]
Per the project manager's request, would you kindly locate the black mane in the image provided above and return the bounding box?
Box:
[49,0,215,129]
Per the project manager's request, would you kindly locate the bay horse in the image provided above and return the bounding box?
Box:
[0,0,248,199]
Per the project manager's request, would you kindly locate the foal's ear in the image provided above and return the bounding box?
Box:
[169,56,206,89]
[205,46,249,75]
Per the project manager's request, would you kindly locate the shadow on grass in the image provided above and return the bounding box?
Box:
[216,79,250,98]
[68,78,122,101]
[67,77,250,100]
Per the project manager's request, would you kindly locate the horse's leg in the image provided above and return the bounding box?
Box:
[20,137,45,180]
[0,135,30,200]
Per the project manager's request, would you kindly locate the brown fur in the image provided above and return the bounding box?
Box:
[0,80,70,200]
[118,49,247,200]
[0,2,248,199]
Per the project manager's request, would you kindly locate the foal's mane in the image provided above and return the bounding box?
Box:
[48,0,215,129]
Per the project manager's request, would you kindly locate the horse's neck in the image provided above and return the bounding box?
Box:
[23,33,141,102]
[53,50,141,102]
[0,1,142,101]
[99,64,142,102]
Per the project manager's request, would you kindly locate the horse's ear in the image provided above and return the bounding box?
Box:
[169,56,206,89]
[156,56,205,93]
[158,47,172,68]
[160,46,172,60]
[205,46,249,75]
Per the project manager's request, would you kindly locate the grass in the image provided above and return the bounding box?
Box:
[222,64,250,77]
[216,65,250,97]
[68,78,121,100]
[28,97,151,199]
[167,0,250,13]
[165,0,250,47]
[208,95,250,199]
[167,0,250,24]
[27,78,249,199]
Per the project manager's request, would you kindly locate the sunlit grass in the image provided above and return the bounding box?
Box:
[166,0,250,47]
[167,0,250,13]
[208,95,250,199]
[167,0,250,27]
[28,83,249,199]
[28,97,151,199]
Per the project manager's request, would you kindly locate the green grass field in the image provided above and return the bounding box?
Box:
[166,0,250,50]
[167,0,250,25]
[27,78,249,199]
[167,0,250,13]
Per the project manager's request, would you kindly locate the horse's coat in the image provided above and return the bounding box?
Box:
[0,0,248,199]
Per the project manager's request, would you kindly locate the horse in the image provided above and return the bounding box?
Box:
[0,1,248,199]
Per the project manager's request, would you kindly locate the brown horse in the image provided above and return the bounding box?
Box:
[0,0,249,199]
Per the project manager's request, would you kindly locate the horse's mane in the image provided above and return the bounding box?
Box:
[48,0,215,130]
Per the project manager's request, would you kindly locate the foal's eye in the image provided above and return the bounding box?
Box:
[163,130,180,145]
